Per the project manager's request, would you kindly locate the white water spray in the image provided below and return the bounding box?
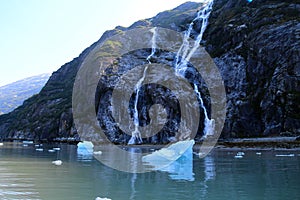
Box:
[174,0,215,137]
[128,28,157,144]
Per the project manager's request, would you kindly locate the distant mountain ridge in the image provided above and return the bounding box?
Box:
[0,73,50,114]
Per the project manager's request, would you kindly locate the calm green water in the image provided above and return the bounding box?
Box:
[0,142,300,200]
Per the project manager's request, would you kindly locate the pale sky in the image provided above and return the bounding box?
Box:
[0,0,205,86]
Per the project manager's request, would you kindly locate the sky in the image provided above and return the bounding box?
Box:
[0,0,204,87]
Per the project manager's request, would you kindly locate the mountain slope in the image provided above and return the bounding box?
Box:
[0,2,202,141]
[0,73,50,114]
[0,0,299,142]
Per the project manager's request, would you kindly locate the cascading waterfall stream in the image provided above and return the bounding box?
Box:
[174,0,215,137]
[128,27,157,144]
[129,0,214,144]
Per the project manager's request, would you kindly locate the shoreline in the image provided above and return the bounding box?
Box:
[1,136,300,150]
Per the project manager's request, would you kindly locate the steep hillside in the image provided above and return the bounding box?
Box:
[0,2,202,141]
[205,0,299,137]
[0,0,299,142]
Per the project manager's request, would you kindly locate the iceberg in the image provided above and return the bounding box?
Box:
[95,197,111,200]
[77,141,94,161]
[275,154,295,157]
[23,140,33,144]
[52,160,63,166]
[142,140,195,181]
[77,141,94,152]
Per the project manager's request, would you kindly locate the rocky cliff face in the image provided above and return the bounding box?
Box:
[206,0,300,137]
[0,0,299,142]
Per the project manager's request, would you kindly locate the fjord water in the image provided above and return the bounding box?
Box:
[1,143,300,200]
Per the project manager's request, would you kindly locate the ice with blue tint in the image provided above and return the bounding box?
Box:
[142,140,195,181]
[247,0,253,2]
[77,141,94,161]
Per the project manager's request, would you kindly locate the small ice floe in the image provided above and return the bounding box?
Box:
[197,152,207,158]
[53,147,60,151]
[95,197,111,200]
[23,141,33,144]
[48,149,55,153]
[35,148,44,152]
[256,152,262,155]
[77,141,94,154]
[77,141,94,161]
[275,154,295,157]
[0,143,4,146]
[93,151,102,155]
[192,151,207,157]
[142,140,195,181]
[23,144,28,147]
[52,160,62,166]
[77,141,94,149]
[234,152,245,159]
[35,144,40,147]
[234,155,243,159]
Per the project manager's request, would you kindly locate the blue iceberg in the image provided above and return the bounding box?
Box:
[77,141,94,161]
[142,140,195,181]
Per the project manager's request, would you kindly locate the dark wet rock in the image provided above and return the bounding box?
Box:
[205,0,300,138]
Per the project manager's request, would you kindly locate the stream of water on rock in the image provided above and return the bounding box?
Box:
[128,27,158,145]
[174,0,215,137]
[129,0,215,144]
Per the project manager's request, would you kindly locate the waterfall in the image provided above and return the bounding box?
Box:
[174,0,215,137]
[128,28,157,144]
[147,27,157,63]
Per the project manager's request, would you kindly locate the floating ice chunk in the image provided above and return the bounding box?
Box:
[48,149,55,153]
[53,147,60,151]
[143,140,195,165]
[23,144,28,147]
[234,152,245,158]
[95,197,111,200]
[156,149,176,160]
[256,152,262,155]
[52,160,62,166]
[23,141,33,144]
[143,140,195,181]
[77,141,94,151]
[233,152,245,158]
[234,155,243,159]
[77,141,94,161]
[35,148,43,152]
[35,144,40,147]
[93,151,102,155]
[0,143,3,146]
[275,154,295,157]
